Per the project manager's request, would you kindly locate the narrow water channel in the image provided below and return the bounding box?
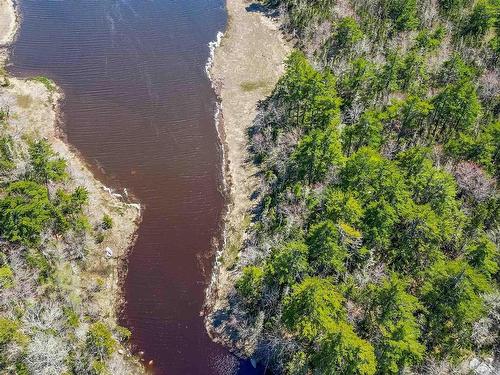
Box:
[8,1,258,374]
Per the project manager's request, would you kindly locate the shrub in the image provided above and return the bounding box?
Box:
[63,307,79,328]
[26,252,53,283]
[0,318,18,346]
[86,322,116,359]
[115,326,131,342]
[0,265,14,288]
[102,214,113,230]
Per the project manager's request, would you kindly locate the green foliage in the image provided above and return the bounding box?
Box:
[461,0,497,40]
[342,109,384,154]
[387,97,434,145]
[338,58,377,107]
[0,181,54,246]
[235,266,264,306]
[340,148,409,206]
[115,326,132,342]
[324,17,364,59]
[274,51,341,130]
[445,120,499,175]
[265,242,309,287]
[430,78,481,141]
[63,307,79,328]
[285,351,309,375]
[436,55,476,85]
[86,322,116,360]
[91,360,109,375]
[421,260,491,357]
[231,0,499,371]
[283,277,345,340]
[385,0,419,31]
[390,201,443,273]
[396,147,458,215]
[31,76,56,93]
[53,187,89,232]
[0,265,14,288]
[465,233,499,277]
[438,0,473,17]
[0,318,18,346]
[362,198,397,249]
[401,52,429,92]
[292,124,344,183]
[26,251,53,283]
[324,189,364,227]
[364,275,425,374]
[313,321,376,375]
[28,139,67,185]
[415,27,446,51]
[306,220,347,275]
[101,214,113,230]
[0,136,16,173]
[272,0,336,34]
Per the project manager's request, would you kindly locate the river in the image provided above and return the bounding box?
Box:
[8,1,259,374]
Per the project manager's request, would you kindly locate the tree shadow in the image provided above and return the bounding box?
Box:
[245,2,280,17]
[245,3,266,13]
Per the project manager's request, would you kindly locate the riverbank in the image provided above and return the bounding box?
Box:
[205,0,290,358]
[0,1,143,373]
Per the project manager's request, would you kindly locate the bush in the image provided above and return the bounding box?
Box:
[63,307,79,328]
[86,322,116,359]
[0,318,18,346]
[115,326,131,342]
[116,326,132,342]
[0,265,14,288]
[101,214,113,230]
[0,136,15,173]
[26,252,53,283]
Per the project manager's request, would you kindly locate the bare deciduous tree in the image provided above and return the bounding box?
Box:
[454,161,496,202]
[25,333,69,375]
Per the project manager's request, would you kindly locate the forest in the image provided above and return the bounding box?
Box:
[0,98,138,373]
[224,0,500,373]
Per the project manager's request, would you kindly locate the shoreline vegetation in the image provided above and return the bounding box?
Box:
[0,0,143,373]
[205,0,290,356]
[207,0,499,374]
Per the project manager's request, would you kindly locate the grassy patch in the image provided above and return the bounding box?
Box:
[240,80,269,92]
[16,94,32,109]
[30,76,56,93]
[223,214,251,270]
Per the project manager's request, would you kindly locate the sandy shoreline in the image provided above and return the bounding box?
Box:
[0,0,143,372]
[0,0,17,45]
[0,0,17,66]
[205,0,290,355]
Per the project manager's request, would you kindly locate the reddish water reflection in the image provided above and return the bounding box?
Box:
[9,1,261,374]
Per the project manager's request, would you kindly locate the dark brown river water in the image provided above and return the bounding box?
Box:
[9,1,260,374]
